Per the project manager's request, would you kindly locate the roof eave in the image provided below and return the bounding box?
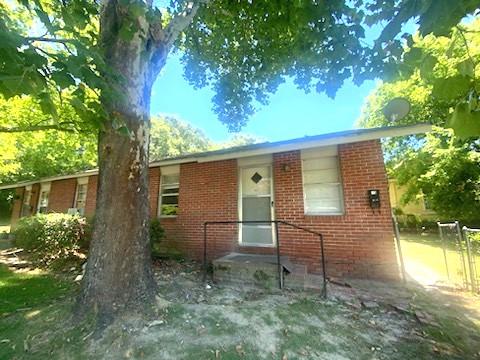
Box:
[0,123,432,190]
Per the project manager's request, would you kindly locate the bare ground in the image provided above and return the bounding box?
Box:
[1,253,480,359]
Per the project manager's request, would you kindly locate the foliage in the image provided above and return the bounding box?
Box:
[366,18,480,138]
[217,133,264,149]
[392,128,480,223]
[0,0,476,133]
[149,116,211,161]
[150,218,165,259]
[359,23,480,224]
[0,95,97,184]
[13,213,89,268]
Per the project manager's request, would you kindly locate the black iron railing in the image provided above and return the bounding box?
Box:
[203,220,327,297]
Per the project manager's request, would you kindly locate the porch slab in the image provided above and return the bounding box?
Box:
[213,252,319,290]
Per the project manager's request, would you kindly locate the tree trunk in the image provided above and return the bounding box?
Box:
[78,2,168,323]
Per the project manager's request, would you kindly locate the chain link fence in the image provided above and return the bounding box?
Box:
[393,216,480,293]
[462,226,480,292]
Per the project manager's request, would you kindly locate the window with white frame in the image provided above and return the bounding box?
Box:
[159,166,180,216]
[74,178,88,216]
[301,146,344,215]
[37,182,51,214]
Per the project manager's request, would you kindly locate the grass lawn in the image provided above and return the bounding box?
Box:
[0,259,479,359]
[400,232,480,288]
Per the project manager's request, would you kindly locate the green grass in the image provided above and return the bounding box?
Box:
[0,259,478,359]
[0,265,72,315]
[0,265,86,359]
[400,232,480,287]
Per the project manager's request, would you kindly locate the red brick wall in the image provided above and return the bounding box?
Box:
[84,175,97,217]
[7,140,398,280]
[30,183,40,215]
[160,160,238,259]
[82,168,160,219]
[10,187,24,227]
[160,140,397,280]
[48,178,77,213]
[272,140,398,279]
[149,167,160,218]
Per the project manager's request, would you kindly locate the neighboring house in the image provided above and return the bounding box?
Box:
[0,124,431,280]
[388,179,437,220]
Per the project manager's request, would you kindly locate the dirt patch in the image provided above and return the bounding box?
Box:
[1,256,478,359]
[83,260,480,359]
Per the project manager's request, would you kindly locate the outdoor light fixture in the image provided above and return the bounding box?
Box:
[282,164,290,172]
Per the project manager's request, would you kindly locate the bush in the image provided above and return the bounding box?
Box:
[13,213,89,268]
[150,218,165,259]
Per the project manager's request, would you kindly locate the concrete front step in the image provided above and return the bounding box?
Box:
[212,252,319,290]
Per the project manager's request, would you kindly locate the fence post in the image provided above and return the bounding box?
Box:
[438,222,450,280]
[319,234,327,298]
[392,215,406,283]
[463,226,477,293]
[275,221,282,289]
[203,222,208,283]
[455,221,469,289]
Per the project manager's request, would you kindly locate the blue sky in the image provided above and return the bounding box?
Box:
[151,54,378,142]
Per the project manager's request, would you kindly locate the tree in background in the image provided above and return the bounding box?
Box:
[149,116,211,160]
[358,20,480,224]
[1,0,477,321]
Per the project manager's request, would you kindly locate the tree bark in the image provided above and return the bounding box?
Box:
[77,1,168,323]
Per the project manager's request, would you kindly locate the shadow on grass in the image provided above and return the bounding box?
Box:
[0,265,73,315]
[400,231,463,252]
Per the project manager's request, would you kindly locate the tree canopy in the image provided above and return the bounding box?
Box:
[0,93,259,184]
[358,20,480,224]
[1,1,478,133]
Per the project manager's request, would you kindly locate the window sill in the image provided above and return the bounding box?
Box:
[304,212,344,217]
[239,243,276,248]
[159,215,177,219]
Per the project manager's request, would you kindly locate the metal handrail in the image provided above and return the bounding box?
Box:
[203,220,327,298]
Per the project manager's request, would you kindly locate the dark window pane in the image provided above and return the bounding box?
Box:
[162,187,179,195]
[242,197,271,222]
[162,195,178,205]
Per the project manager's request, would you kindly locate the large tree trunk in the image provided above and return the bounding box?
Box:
[78,1,168,322]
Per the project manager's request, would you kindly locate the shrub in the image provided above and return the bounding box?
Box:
[150,218,165,258]
[13,213,89,268]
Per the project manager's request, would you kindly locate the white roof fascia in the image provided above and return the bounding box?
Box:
[0,124,431,190]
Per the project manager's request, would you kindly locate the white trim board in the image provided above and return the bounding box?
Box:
[0,124,431,190]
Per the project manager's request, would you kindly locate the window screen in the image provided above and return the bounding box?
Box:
[38,191,49,214]
[302,148,344,214]
[75,183,88,215]
[160,173,179,216]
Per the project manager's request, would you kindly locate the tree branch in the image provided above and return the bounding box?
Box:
[0,122,78,133]
[25,36,76,44]
[163,0,207,49]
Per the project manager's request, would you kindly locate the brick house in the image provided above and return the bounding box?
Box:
[1,124,430,280]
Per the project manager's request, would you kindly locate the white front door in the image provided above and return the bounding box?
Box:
[239,165,274,246]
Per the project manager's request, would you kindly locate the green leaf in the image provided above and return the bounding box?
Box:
[37,92,58,120]
[419,55,437,80]
[432,75,472,101]
[447,102,480,139]
[457,59,475,78]
[34,7,55,33]
[51,71,76,88]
